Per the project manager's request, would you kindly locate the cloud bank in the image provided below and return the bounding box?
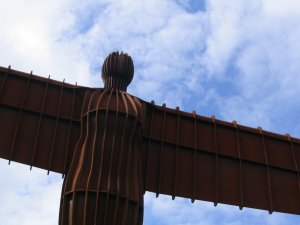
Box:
[1,0,300,225]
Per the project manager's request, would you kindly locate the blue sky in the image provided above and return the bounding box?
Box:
[1,0,300,224]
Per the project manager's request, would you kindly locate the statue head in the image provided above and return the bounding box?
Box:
[101,51,134,92]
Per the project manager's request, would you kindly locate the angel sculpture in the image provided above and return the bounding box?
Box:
[1,52,300,225]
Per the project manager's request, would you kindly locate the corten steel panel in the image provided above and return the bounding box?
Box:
[60,89,145,225]
[59,52,145,225]
[2,62,300,221]
[0,66,91,174]
[142,103,300,215]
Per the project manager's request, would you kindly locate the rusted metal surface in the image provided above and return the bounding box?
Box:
[102,51,134,92]
[0,66,90,174]
[60,89,144,225]
[1,51,300,224]
[142,103,300,214]
[59,52,144,225]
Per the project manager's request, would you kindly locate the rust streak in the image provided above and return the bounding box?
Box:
[9,72,32,164]
[48,79,65,174]
[286,134,300,202]
[157,103,166,198]
[30,75,50,170]
[83,89,108,224]
[173,106,180,200]
[144,101,155,193]
[63,84,78,177]
[233,121,244,210]
[211,115,219,206]
[93,90,113,224]
[258,127,274,214]
[192,110,197,203]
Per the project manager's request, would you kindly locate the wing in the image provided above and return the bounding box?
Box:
[142,101,300,215]
[0,66,93,175]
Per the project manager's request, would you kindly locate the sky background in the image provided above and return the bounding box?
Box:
[1,0,300,224]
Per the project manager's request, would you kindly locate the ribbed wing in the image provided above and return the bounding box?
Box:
[0,66,90,175]
[142,101,300,215]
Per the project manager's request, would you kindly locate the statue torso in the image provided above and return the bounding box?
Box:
[60,88,145,225]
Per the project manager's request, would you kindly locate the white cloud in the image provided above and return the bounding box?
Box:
[0,0,93,86]
[0,160,62,225]
[1,0,300,225]
[199,0,300,136]
[143,192,300,225]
